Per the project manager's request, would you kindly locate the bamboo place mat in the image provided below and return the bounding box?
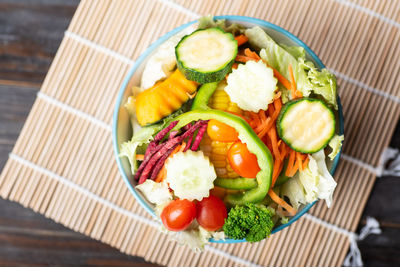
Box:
[1,0,400,266]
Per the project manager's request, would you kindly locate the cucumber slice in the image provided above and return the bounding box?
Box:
[175,28,238,84]
[277,98,335,153]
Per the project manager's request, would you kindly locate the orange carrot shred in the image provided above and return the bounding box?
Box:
[288,64,296,98]
[268,126,281,161]
[244,48,261,60]
[234,34,249,46]
[136,154,144,161]
[268,189,297,216]
[286,150,296,176]
[301,156,310,170]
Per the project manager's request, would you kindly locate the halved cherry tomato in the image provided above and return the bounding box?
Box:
[207,119,239,142]
[161,199,196,231]
[196,195,227,231]
[227,141,260,178]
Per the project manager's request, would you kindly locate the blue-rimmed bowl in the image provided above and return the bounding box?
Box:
[113,15,344,243]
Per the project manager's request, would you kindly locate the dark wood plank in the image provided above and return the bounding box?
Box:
[0,198,158,267]
[0,0,399,266]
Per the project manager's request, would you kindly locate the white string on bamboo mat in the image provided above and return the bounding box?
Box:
[304,214,381,267]
[156,0,200,19]
[37,92,112,132]
[64,31,135,66]
[8,153,260,267]
[334,0,400,29]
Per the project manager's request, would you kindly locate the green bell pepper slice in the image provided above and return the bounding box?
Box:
[172,109,273,205]
[214,177,258,190]
[191,82,218,110]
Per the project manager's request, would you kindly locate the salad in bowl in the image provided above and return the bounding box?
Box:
[113,16,344,250]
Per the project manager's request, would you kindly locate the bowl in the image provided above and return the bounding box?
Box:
[112,15,344,243]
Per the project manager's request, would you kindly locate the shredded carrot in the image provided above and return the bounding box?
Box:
[234,34,249,46]
[235,55,256,63]
[285,150,296,176]
[136,154,144,161]
[155,142,186,183]
[295,152,303,172]
[244,48,261,60]
[288,64,302,99]
[268,126,281,161]
[301,156,310,171]
[258,110,267,124]
[245,95,311,185]
[232,63,239,69]
[268,189,297,216]
[271,160,282,187]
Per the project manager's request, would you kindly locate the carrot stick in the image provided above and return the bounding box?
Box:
[285,150,296,176]
[268,126,281,161]
[244,48,261,60]
[288,64,302,99]
[268,189,297,216]
[136,154,144,161]
[235,55,256,63]
[259,110,267,123]
[301,156,310,170]
[295,152,303,171]
[271,159,284,187]
[235,34,249,46]
[271,67,292,90]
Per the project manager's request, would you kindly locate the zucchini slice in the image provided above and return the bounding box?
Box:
[175,28,237,84]
[277,98,335,153]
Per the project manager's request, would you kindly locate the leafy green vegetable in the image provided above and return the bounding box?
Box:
[245,26,337,108]
[223,203,274,242]
[328,134,344,160]
[299,59,337,108]
[281,44,306,60]
[198,15,244,35]
[281,150,337,209]
[120,124,163,174]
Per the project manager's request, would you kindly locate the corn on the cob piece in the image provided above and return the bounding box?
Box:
[208,81,244,115]
[200,81,245,179]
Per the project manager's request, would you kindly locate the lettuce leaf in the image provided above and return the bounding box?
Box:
[135,180,172,206]
[281,150,337,209]
[299,59,337,108]
[198,15,244,35]
[328,134,344,160]
[281,44,306,60]
[245,26,337,108]
[119,124,163,174]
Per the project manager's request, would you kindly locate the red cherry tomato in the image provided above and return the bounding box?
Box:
[227,141,260,178]
[207,119,239,142]
[196,195,228,231]
[161,199,196,231]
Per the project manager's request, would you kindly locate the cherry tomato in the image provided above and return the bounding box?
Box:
[161,199,196,231]
[207,119,239,142]
[196,195,228,231]
[227,141,260,178]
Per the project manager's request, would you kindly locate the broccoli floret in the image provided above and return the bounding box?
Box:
[223,203,275,242]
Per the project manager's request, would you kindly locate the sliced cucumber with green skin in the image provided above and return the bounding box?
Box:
[277,98,335,154]
[175,28,238,84]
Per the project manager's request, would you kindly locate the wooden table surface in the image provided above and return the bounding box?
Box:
[0,1,399,266]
